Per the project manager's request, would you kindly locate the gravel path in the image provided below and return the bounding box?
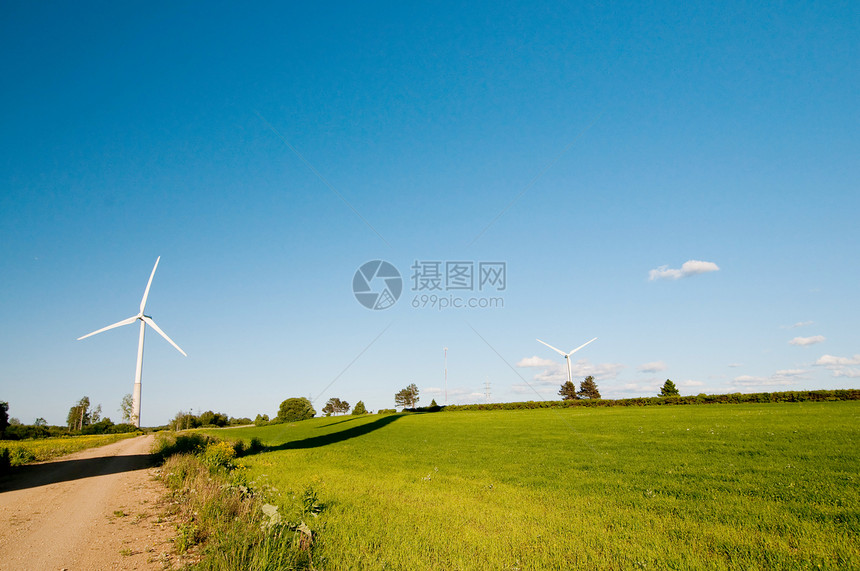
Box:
[0,435,177,570]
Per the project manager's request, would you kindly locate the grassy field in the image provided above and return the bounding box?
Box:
[209,402,858,570]
[1,432,139,466]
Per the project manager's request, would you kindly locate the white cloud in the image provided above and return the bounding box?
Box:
[680,380,704,387]
[515,356,556,368]
[733,375,766,385]
[789,335,825,346]
[727,363,742,368]
[815,354,860,366]
[731,369,807,387]
[510,383,554,395]
[637,361,667,373]
[517,357,625,387]
[833,369,860,378]
[783,321,814,329]
[648,260,719,281]
[814,354,860,379]
[424,387,492,404]
[774,369,807,377]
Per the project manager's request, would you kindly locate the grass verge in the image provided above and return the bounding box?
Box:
[154,432,321,570]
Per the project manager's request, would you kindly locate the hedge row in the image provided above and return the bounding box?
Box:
[440,389,860,412]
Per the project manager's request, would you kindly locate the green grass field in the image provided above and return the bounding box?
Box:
[209,402,859,570]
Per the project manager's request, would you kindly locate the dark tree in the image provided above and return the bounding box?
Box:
[395,383,420,409]
[67,396,91,431]
[199,410,229,426]
[577,376,601,399]
[558,381,577,400]
[170,411,200,431]
[322,398,350,416]
[0,401,9,437]
[660,379,680,397]
[352,401,368,415]
[278,397,316,422]
[120,393,133,423]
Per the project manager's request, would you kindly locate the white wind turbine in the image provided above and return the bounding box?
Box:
[78,257,186,427]
[536,337,597,389]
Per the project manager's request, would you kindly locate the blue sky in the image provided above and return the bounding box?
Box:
[1,1,858,426]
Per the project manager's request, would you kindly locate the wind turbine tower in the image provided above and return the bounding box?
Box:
[78,257,186,427]
[444,347,448,405]
[536,337,597,389]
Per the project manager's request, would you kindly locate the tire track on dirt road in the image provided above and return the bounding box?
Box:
[0,435,177,570]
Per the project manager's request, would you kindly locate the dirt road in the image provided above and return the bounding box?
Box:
[0,435,176,570]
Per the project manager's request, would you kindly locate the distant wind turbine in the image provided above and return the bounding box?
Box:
[536,337,597,389]
[78,257,186,427]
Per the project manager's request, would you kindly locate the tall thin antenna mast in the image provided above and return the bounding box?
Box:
[443,347,448,405]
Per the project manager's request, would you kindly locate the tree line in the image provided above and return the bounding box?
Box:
[0,397,140,441]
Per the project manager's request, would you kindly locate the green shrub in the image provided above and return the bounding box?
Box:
[377,408,397,415]
[9,447,36,465]
[152,432,212,461]
[202,440,237,469]
[278,398,316,422]
[108,423,140,434]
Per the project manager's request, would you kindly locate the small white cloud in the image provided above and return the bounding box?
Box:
[731,369,807,387]
[570,359,625,381]
[727,363,742,368]
[733,375,765,384]
[833,368,860,378]
[814,354,860,379]
[516,356,556,368]
[732,375,791,387]
[611,380,664,396]
[680,380,704,387]
[789,335,825,346]
[774,369,807,378]
[815,354,860,366]
[637,361,667,373]
[510,383,551,395]
[517,356,625,386]
[784,321,814,329]
[649,260,720,281]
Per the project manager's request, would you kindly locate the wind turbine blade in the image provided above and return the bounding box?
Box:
[139,256,161,313]
[141,316,187,356]
[537,339,567,357]
[77,315,139,340]
[567,337,597,356]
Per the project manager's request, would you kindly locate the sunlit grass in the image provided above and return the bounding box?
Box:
[210,402,859,570]
[1,433,139,466]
